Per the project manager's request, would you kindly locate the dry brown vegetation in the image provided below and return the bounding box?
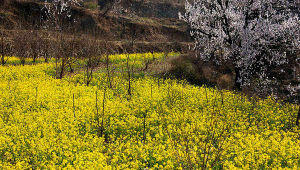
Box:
[0,0,190,42]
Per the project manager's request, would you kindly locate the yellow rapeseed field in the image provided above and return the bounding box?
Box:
[0,53,299,169]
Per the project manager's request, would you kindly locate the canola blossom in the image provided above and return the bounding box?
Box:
[105,52,178,71]
[0,53,299,169]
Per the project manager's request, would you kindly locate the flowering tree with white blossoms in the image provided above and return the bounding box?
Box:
[180,0,299,88]
[43,0,82,30]
[42,0,83,79]
[180,0,300,125]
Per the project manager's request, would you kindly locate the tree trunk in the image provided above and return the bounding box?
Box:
[59,58,66,79]
[1,56,4,65]
[33,55,37,64]
[297,106,300,126]
[21,58,25,66]
[127,55,131,96]
[44,56,48,63]
[1,34,5,65]
[106,56,112,88]
[234,67,242,90]
[69,62,74,73]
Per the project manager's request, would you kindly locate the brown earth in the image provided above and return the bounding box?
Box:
[0,0,191,51]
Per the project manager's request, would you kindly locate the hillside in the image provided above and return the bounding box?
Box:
[0,0,190,44]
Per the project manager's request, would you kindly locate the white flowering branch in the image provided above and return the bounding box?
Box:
[180,0,299,88]
[43,0,82,30]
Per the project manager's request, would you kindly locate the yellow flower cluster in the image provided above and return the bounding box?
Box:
[105,52,178,70]
[108,52,175,62]
[4,57,53,65]
[0,55,299,169]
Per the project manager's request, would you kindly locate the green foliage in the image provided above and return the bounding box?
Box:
[84,1,98,10]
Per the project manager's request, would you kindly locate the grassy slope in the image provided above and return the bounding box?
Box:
[0,0,190,42]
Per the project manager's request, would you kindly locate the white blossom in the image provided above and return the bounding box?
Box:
[180,0,300,88]
[43,0,82,30]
